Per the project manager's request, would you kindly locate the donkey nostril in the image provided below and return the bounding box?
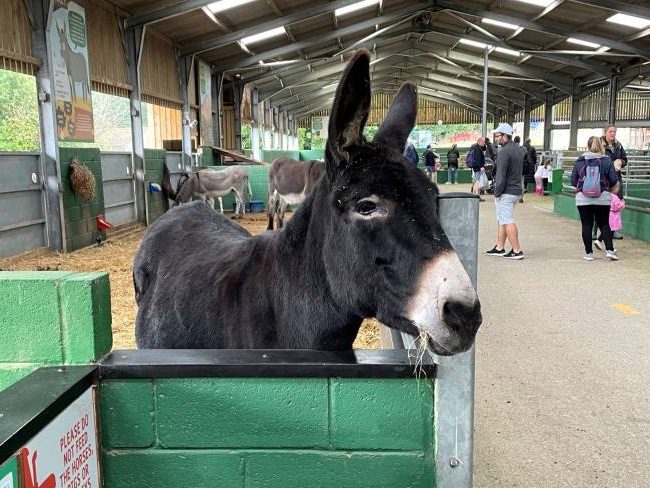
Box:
[442,300,482,333]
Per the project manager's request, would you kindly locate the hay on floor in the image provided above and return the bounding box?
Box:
[0,213,380,350]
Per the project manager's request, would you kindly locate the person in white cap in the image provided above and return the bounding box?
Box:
[485,123,525,260]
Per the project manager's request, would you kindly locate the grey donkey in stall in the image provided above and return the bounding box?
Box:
[267,157,325,230]
[162,164,252,217]
[134,49,482,352]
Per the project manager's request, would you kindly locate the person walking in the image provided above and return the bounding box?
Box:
[524,138,537,167]
[571,136,620,261]
[485,123,525,260]
[446,144,460,184]
[468,137,486,201]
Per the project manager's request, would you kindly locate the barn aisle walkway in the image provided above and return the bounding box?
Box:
[438,185,650,487]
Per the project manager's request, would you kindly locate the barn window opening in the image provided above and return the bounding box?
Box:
[0,69,40,151]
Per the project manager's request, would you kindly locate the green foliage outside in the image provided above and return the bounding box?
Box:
[297,123,481,150]
[241,123,252,150]
[0,70,40,151]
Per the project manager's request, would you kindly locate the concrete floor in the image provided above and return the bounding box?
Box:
[436,184,650,487]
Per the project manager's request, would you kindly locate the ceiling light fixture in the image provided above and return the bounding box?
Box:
[482,18,520,30]
[606,13,650,29]
[335,0,380,17]
[240,26,287,47]
[207,0,256,14]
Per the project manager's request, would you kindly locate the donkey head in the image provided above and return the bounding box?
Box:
[322,50,481,355]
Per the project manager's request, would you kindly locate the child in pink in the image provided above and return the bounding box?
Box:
[609,193,625,232]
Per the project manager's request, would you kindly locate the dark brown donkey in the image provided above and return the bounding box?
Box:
[267,157,324,230]
[133,50,482,353]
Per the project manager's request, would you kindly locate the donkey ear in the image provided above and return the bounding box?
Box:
[325,50,371,177]
[373,82,418,152]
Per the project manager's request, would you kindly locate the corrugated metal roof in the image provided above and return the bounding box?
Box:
[108,0,650,119]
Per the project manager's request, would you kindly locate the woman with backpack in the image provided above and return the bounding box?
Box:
[571,136,620,261]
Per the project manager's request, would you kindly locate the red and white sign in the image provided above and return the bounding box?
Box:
[20,389,100,488]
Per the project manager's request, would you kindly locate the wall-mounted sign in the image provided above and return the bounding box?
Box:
[19,388,100,488]
[311,116,329,140]
[0,457,19,488]
[48,1,94,142]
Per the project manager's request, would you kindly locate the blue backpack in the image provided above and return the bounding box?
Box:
[579,159,603,197]
[466,148,476,168]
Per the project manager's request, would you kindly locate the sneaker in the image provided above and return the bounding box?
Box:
[503,250,524,260]
[606,250,619,261]
[593,240,604,251]
[583,253,594,261]
[485,246,506,256]
[613,232,624,240]
[479,197,486,202]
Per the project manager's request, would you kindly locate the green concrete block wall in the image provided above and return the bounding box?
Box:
[100,377,435,488]
[261,150,300,164]
[0,272,112,391]
[554,193,650,242]
[206,165,271,211]
[300,150,325,161]
[435,169,473,184]
[59,147,105,252]
[144,149,167,224]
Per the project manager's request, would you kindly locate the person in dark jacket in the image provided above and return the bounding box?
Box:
[424,144,440,182]
[469,137,486,200]
[524,139,537,167]
[403,141,419,166]
[446,144,460,184]
[485,123,524,260]
[514,136,529,203]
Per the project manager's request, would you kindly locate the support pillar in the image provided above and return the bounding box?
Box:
[481,47,488,138]
[179,55,194,171]
[251,88,261,161]
[233,78,243,151]
[507,101,515,128]
[523,94,532,142]
[30,0,64,250]
[382,194,480,488]
[569,78,582,150]
[125,26,147,223]
[273,107,279,149]
[211,71,222,152]
[543,91,554,151]
[608,74,619,126]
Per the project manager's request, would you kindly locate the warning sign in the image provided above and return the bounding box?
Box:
[20,389,100,488]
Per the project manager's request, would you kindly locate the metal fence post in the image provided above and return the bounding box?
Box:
[381,192,479,488]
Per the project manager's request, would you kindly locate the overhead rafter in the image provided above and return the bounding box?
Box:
[570,0,650,20]
[433,1,650,59]
[180,0,435,56]
[215,3,432,72]
[126,0,218,28]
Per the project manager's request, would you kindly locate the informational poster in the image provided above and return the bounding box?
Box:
[19,388,100,488]
[48,0,94,142]
[198,61,212,147]
[0,457,19,488]
[311,116,329,139]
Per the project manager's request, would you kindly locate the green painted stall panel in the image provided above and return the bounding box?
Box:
[300,150,325,161]
[100,376,435,488]
[0,272,112,391]
[554,193,650,242]
[261,150,300,164]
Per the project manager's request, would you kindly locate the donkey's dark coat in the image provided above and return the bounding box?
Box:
[134,50,481,353]
[267,157,325,230]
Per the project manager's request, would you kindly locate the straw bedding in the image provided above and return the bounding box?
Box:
[0,212,380,350]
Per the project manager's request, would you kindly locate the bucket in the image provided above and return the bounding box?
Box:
[232,200,265,213]
[248,200,264,213]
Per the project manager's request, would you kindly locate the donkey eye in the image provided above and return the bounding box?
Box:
[355,200,377,215]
